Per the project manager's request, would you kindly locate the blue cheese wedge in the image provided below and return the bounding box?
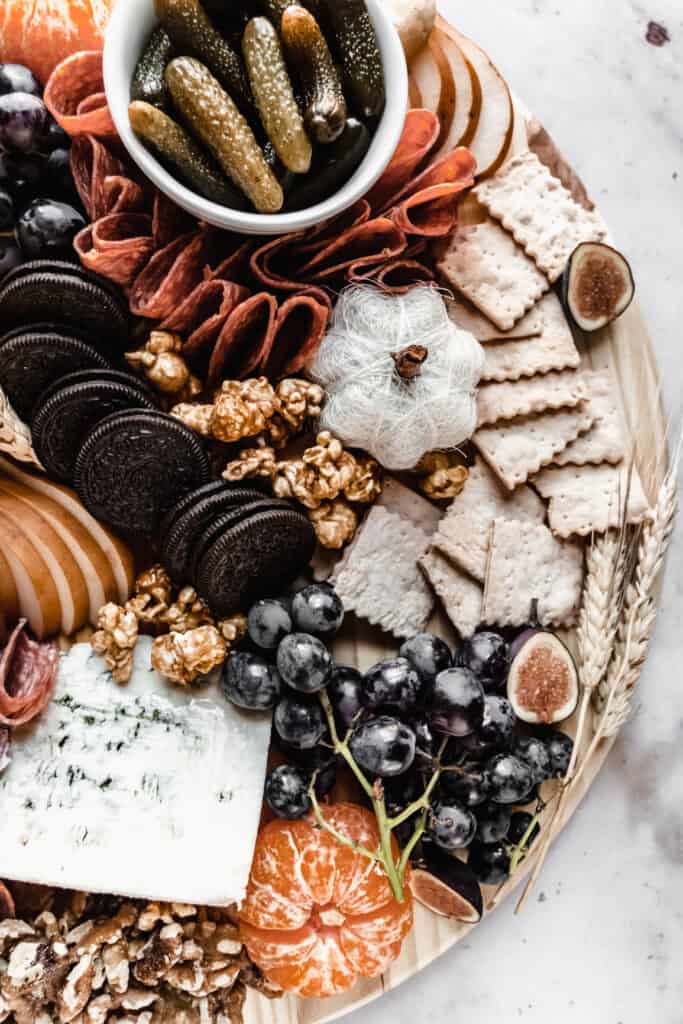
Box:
[0,638,271,906]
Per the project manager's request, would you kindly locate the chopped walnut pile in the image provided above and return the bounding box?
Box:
[417,452,469,500]
[91,603,139,684]
[0,888,280,1024]
[126,332,202,402]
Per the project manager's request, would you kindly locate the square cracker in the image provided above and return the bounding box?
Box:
[483,518,584,628]
[476,369,587,428]
[552,370,626,466]
[532,462,651,538]
[446,293,544,342]
[332,505,434,638]
[481,292,580,383]
[419,548,483,639]
[432,457,546,582]
[474,151,607,282]
[436,219,549,331]
[474,403,596,490]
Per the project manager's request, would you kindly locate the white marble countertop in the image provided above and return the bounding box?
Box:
[352,2,683,1022]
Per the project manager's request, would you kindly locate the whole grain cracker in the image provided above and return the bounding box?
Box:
[476,368,587,427]
[474,151,607,282]
[419,548,483,639]
[473,403,596,490]
[332,505,434,638]
[481,292,580,382]
[482,518,584,628]
[552,370,626,466]
[436,219,549,331]
[532,462,650,537]
[446,293,544,342]
[432,457,546,581]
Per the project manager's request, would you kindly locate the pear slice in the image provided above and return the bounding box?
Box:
[432,26,480,154]
[410,32,456,149]
[0,517,61,639]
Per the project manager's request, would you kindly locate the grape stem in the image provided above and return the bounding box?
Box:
[314,691,446,904]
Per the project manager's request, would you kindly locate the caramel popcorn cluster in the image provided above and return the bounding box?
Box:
[125,332,202,402]
[417,452,469,500]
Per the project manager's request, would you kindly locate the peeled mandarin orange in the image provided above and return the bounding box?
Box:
[0,0,114,85]
[239,803,414,998]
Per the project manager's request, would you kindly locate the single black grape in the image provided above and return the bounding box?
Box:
[349,715,416,778]
[546,730,574,778]
[513,735,552,785]
[475,799,513,843]
[479,695,516,751]
[468,840,510,885]
[291,583,344,638]
[362,657,422,716]
[485,754,534,805]
[326,665,364,730]
[440,765,490,807]
[428,800,477,851]
[45,148,76,198]
[247,598,292,650]
[429,667,485,737]
[0,239,21,277]
[44,119,70,151]
[220,651,281,710]
[507,811,540,848]
[0,64,41,98]
[414,717,439,767]
[265,764,311,819]
[461,631,510,691]
[274,694,326,749]
[276,632,332,694]
[0,93,49,153]
[15,199,85,259]
[383,771,423,818]
[399,632,452,686]
[0,148,44,205]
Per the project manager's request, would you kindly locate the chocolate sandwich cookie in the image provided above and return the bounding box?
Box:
[0,330,111,422]
[74,410,211,537]
[34,368,154,411]
[32,380,157,484]
[162,484,270,584]
[188,499,293,585]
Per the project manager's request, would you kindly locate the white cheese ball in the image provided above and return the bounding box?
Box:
[384,0,437,59]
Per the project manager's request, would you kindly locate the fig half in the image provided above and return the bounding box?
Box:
[507,630,578,725]
[563,241,635,332]
[410,846,483,922]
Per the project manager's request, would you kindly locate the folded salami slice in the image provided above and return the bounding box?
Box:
[364,109,440,212]
[250,231,307,292]
[0,880,14,918]
[207,238,255,285]
[349,258,435,293]
[264,295,330,378]
[385,145,477,213]
[299,217,407,281]
[152,191,196,248]
[298,199,371,256]
[44,51,116,138]
[103,175,146,215]
[0,619,59,728]
[207,293,278,388]
[70,134,129,220]
[74,214,155,287]
[129,230,211,321]
[162,279,250,357]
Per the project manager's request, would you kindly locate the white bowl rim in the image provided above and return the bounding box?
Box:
[103,0,408,236]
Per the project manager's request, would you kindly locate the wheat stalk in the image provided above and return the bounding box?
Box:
[0,385,42,468]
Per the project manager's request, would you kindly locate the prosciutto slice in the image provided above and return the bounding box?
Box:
[0,620,59,728]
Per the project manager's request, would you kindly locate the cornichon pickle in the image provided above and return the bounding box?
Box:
[131,26,175,107]
[129,100,248,209]
[242,17,312,175]
[319,0,385,120]
[155,0,254,117]
[284,116,370,211]
[165,57,283,213]
[280,6,347,144]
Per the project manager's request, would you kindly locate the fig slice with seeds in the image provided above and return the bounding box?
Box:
[410,846,483,922]
[563,241,635,332]
[507,630,579,725]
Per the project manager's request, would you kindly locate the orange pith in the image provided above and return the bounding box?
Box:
[239,803,413,998]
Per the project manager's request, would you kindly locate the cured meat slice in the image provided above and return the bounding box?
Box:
[129,230,211,320]
[103,175,146,215]
[299,218,407,281]
[74,214,155,287]
[364,109,440,212]
[250,231,308,292]
[70,134,129,220]
[0,620,59,727]
[349,258,435,293]
[0,880,14,916]
[264,295,330,378]
[152,191,196,248]
[298,199,372,255]
[162,280,251,357]
[207,239,255,284]
[387,147,477,235]
[207,293,278,387]
[44,51,116,138]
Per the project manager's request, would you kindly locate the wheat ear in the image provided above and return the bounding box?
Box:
[0,385,42,468]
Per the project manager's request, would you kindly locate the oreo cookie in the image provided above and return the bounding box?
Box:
[0,330,110,421]
[32,380,156,484]
[34,368,154,411]
[188,499,292,584]
[74,410,211,537]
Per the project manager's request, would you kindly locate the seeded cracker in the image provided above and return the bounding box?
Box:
[436,219,549,331]
[332,505,434,638]
[533,462,651,537]
[432,457,546,581]
[481,293,580,382]
[552,370,626,466]
[474,151,607,282]
[473,403,596,490]
[482,518,584,628]
[446,293,544,342]
[419,548,483,639]
[476,368,588,427]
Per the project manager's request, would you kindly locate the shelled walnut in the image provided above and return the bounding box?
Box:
[308,499,358,549]
[417,452,469,500]
[126,332,202,401]
[90,603,139,684]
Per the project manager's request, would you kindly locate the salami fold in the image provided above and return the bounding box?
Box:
[0,881,14,918]
[70,134,129,220]
[129,230,211,320]
[385,146,477,234]
[364,109,440,212]
[162,280,250,357]
[44,51,116,138]
[264,295,330,378]
[250,231,307,292]
[207,293,278,388]
[74,214,155,287]
[0,619,59,728]
[152,191,196,248]
[298,199,371,255]
[349,258,435,293]
[207,239,255,285]
[299,218,407,281]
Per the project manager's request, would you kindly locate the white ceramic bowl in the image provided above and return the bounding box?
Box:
[104,0,408,235]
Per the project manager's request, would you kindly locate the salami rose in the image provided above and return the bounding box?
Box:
[0,620,59,728]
